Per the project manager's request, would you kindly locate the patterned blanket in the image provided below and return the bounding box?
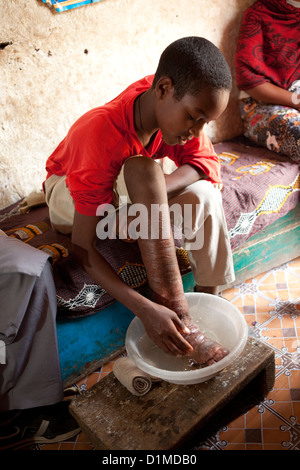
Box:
[215,138,300,251]
[1,138,299,319]
[41,0,103,13]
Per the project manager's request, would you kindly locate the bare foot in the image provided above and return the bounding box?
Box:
[183,321,229,367]
[194,285,219,295]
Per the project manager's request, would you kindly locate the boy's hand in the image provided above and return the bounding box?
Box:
[139,302,193,356]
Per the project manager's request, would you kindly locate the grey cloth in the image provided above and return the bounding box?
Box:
[0,234,63,411]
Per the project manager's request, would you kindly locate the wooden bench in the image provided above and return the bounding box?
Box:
[69,337,275,450]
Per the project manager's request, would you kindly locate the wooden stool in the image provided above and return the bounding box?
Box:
[69,337,275,450]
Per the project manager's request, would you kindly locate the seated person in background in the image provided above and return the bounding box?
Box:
[44,36,235,367]
[0,232,80,450]
[235,0,300,163]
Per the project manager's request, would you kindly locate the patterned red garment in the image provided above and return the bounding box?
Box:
[235,0,300,91]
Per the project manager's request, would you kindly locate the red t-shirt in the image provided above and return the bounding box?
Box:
[45,75,221,216]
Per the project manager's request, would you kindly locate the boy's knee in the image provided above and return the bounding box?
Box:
[124,156,164,190]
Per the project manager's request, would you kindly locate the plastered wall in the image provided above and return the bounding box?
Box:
[0,0,254,209]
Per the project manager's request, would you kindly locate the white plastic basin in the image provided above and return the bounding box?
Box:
[125,292,248,384]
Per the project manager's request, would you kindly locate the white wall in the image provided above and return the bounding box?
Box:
[0,0,254,209]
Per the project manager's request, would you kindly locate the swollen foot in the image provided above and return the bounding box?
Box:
[183,322,229,367]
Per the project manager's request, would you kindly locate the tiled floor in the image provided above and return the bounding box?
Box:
[41,256,300,451]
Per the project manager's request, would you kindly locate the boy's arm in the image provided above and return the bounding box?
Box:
[71,210,193,356]
[164,163,206,199]
[246,82,300,111]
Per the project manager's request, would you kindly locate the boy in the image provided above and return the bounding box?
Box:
[44,37,235,364]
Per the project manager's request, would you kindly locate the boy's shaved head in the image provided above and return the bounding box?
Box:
[152,36,232,100]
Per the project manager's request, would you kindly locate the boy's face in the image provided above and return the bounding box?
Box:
[155,78,230,146]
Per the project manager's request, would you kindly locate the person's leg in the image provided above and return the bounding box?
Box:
[123,157,230,365]
[169,179,235,294]
[0,239,80,449]
[0,262,63,411]
[44,174,75,234]
[123,156,189,319]
[168,180,234,364]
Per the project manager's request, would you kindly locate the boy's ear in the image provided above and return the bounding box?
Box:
[155,76,174,100]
